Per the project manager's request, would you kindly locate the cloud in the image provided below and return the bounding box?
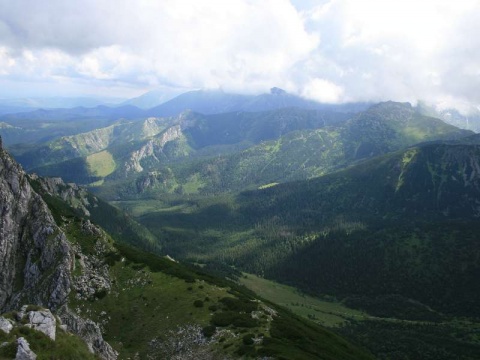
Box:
[0,0,318,96]
[301,78,343,103]
[0,0,479,109]
[298,0,480,107]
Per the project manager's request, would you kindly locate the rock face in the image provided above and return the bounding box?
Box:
[0,139,72,312]
[0,138,117,359]
[26,309,56,340]
[125,124,183,174]
[15,337,37,360]
[58,306,118,360]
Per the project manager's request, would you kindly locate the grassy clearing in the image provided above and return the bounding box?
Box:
[240,273,366,327]
[182,173,206,194]
[86,150,116,178]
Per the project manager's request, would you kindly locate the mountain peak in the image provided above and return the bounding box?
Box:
[270,87,287,95]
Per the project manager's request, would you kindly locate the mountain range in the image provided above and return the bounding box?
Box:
[1,87,480,359]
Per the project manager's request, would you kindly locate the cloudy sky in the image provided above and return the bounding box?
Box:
[0,0,478,109]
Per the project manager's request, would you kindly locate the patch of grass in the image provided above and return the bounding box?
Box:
[240,273,365,327]
[86,150,116,178]
[1,326,96,360]
[69,254,231,359]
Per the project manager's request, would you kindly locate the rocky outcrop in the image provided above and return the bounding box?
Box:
[15,337,37,360]
[0,139,117,359]
[125,125,183,173]
[58,306,118,359]
[30,174,93,217]
[0,316,13,334]
[0,138,72,312]
[71,221,113,302]
[26,309,56,340]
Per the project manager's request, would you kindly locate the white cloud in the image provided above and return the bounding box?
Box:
[300,0,480,107]
[0,0,318,96]
[302,78,344,103]
[0,0,478,108]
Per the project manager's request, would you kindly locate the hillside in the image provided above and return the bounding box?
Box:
[0,139,372,359]
[23,108,350,188]
[133,141,480,316]
[122,140,480,359]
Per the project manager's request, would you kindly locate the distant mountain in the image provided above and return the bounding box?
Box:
[0,88,369,147]
[0,96,124,115]
[0,105,146,146]
[121,88,184,109]
[1,104,144,123]
[417,101,480,132]
[147,88,371,117]
[147,89,249,116]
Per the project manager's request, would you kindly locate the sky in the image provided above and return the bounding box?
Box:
[0,0,479,110]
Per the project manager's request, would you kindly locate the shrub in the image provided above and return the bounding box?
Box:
[242,334,254,345]
[220,297,257,312]
[233,315,258,328]
[202,325,216,337]
[193,300,204,308]
[211,311,236,327]
[236,344,257,357]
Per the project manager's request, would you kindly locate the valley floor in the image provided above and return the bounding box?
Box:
[240,273,480,360]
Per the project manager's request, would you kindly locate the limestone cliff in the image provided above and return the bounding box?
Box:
[0,137,117,359]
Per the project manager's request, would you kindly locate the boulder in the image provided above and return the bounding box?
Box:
[15,337,37,360]
[0,316,13,334]
[26,309,56,340]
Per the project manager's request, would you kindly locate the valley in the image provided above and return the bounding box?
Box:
[1,88,480,359]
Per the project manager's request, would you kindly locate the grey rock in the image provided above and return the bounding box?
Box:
[26,309,56,340]
[15,337,37,360]
[0,145,117,359]
[0,316,13,334]
[58,305,118,360]
[0,145,72,312]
